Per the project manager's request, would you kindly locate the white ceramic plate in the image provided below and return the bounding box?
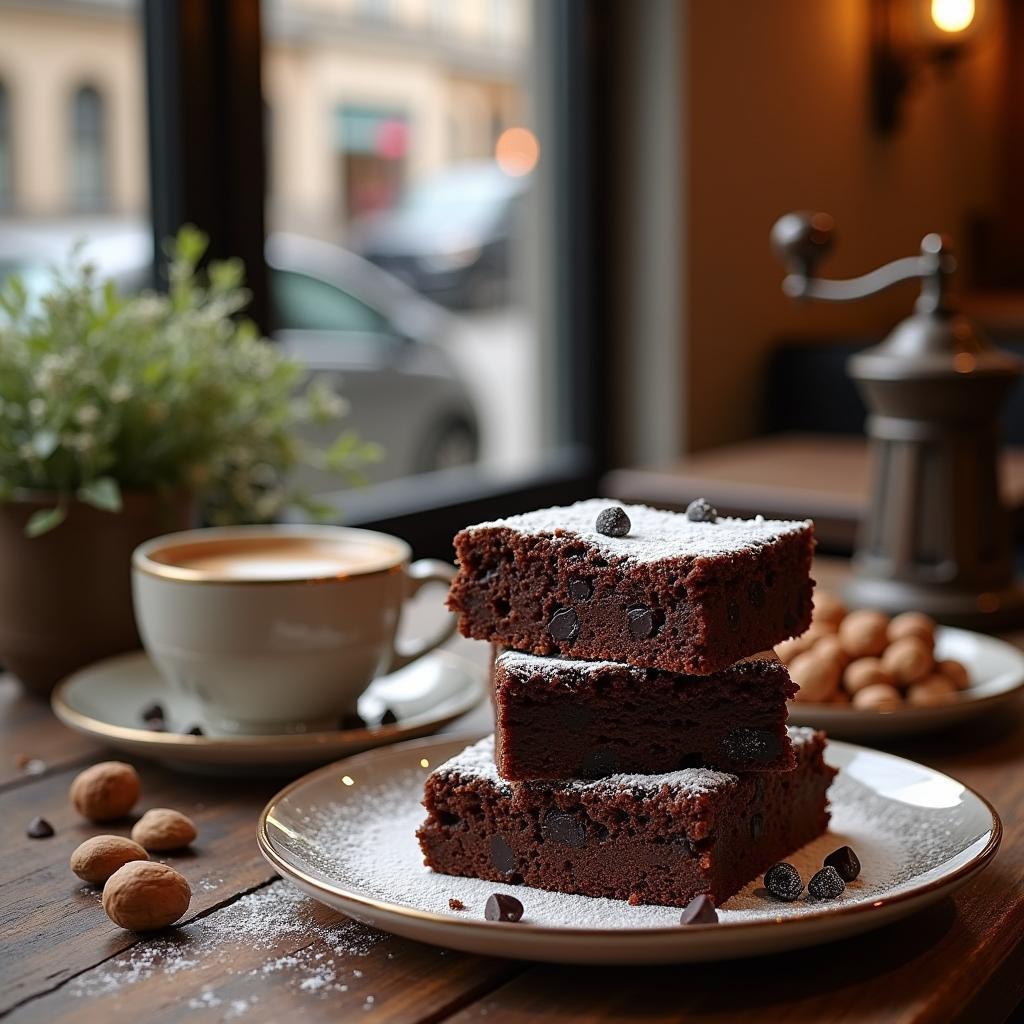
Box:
[52,650,486,773]
[258,733,1000,964]
[787,626,1024,739]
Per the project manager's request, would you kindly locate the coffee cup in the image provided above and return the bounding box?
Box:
[131,525,456,735]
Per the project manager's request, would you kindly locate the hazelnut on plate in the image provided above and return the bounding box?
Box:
[789,649,841,703]
[131,808,198,852]
[776,634,814,665]
[888,611,936,646]
[70,835,148,884]
[851,682,903,711]
[937,659,970,690]
[102,861,191,932]
[843,657,894,695]
[70,762,141,823]
[838,610,890,660]
[812,591,847,628]
[881,637,934,686]
[907,675,958,707]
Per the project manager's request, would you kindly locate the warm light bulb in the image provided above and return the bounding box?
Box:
[495,127,539,177]
[931,0,975,33]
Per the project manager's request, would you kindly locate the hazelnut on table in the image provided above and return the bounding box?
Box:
[838,610,890,660]
[102,861,191,932]
[131,808,198,852]
[70,762,140,823]
[70,835,149,884]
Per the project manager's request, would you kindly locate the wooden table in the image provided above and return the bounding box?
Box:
[603,433,1024,550]
[3,562,1024,1024]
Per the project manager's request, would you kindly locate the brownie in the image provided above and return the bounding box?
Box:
[417,728,835,908]
[447,500,815,675]
[493,649,798,781]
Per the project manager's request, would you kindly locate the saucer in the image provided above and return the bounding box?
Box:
[258,733,1000,964]
[52,650,487,774]
[787,626,1024,739]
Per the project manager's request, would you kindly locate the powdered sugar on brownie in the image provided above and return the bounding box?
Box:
[465,499,812,564]
[435,732,819,797]
[496,648,780,679]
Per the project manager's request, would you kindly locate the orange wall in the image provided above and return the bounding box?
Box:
[685,0,1003,450]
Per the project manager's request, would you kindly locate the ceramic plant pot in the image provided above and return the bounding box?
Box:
[0,491,194,698]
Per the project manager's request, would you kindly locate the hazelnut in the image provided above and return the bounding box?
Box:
[851,682,903,711]
[907,675,958,707]
[789,649,841,703]
[812,591,847,628]
[131,808,198,851]
[776,634,814,664]
[881,637,934,686]
[813,634,850,670]
[888,611,936,646]
[937,659,970,690]
[70,835,148,884]
[70,762,141,822]
[102,861,191,932]
[843,657,894,695]
[838,610,890,660]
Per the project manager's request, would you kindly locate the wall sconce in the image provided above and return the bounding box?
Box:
[871,0,984,134]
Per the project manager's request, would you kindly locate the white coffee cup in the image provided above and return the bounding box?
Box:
[131,524,456,735]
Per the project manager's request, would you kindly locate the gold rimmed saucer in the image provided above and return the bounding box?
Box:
[52,650,486,775]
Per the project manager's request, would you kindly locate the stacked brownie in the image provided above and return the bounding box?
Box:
[418,499,836,909]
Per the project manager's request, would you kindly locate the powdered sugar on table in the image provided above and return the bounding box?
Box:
[464,499,812,564]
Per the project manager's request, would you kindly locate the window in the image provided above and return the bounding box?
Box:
[0,81,11,211]
[70,84,107,211]
[271,269,388,335]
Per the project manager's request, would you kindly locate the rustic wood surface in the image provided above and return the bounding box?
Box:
[2,561,1023,1023]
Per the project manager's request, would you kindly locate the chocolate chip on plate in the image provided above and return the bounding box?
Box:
[26,816,55,839]
[626,606,656,639]
[549,607,579,642]
[595,506,631,538]
[764,862,803,902]
[679,894,718,925]
[807,865,846,900]
[824,845,861,882]
[338,711,367,731]
[140,702,165,723]
[484,893,524,923]
[685,498,718,523]
[380,708,399,726]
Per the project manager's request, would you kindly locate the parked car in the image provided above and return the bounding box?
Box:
[0,220,480,488]
[354,161,529,309]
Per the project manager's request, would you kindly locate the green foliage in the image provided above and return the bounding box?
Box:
[0,227,379,534]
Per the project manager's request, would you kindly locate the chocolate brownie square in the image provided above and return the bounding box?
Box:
[417,728,835,908]
[447,500,815,675]
[493,649,797,781]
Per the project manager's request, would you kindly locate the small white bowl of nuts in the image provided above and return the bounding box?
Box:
[781,594,1024,738]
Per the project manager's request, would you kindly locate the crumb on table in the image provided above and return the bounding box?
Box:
[448,898,466,911]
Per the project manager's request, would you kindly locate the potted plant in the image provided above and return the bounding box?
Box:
[0,228,379,696]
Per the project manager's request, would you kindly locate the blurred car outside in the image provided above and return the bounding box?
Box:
[0,220,480,489]
[353,161,529,310]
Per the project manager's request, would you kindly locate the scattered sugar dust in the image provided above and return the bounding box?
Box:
[69,881,385,1004]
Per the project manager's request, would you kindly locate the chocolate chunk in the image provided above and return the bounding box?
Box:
[679,894,718,925]
[141,702,165,723]
[484,893,524,922]
[549,608,579,642]
[26,816,54,839]
[685,498,718,523]
[338,711,366,731]
[542,811,586,848]
[764,862,803,902]
[750,813,764,841]
[185,725,205,736]
[568,578,593,601]
[448,898,466,911]
[722,727,781,765]
[595,506,631,537]
[824,845,861,882]
[627,607,655,639]
[381,708,399,726]
[489,835,518,876]
[580,748,618,777]
[808,865,846,900]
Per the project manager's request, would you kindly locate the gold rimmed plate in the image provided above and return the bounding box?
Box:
[52,650,486,775]
[257,733,1001,964]
[787,626,1024,739]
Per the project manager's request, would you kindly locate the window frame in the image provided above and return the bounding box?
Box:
[143,0,612,559]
